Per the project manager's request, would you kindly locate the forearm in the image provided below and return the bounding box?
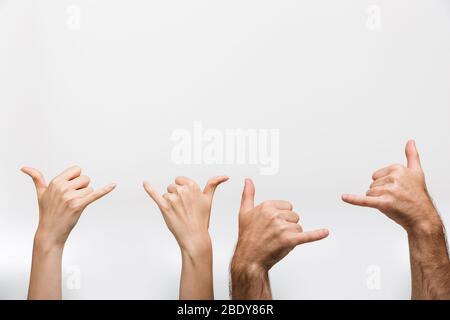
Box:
[407,214,450,300]
[179,238,214,300]
[230,259,272,300]
[28,235,64,300]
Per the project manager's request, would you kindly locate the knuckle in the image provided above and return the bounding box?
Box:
[177,186,185,194]
[261,201,273,210]
[187,181,196,188]
[263,209,276,220]
[62,193,72,202]
[382,196,394,208]
[280,235,294,247]
[389,183,400,193]
[388,172,400,182]
[67,199,80,210]
[275,219,287,232]
[286,201,293,210]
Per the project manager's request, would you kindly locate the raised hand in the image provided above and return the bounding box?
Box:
[230,179,329,300]
[22,166,116,300]
[143,176,228,300]
[342,140,439,232]
[342,140,450,300]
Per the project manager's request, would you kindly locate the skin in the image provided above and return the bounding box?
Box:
[22,166,116,300]
[230,179,329,300]
[143,175,228,300]
[342,140,450,300]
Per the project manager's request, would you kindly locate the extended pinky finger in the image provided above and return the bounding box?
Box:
[341,194,380,209]
[82,183,117,206]
[294,229,330,246]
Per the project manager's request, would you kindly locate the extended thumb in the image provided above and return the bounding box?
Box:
[240,178,255,213]
[405,140,422,170]
[21,167,46,195]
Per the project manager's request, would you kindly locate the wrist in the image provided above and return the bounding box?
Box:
[231,240,269,275]
[33,230,65,255]
[405,209,443,237]
[231,261,267,277]
[180,234,212,261]
[231,252,268,278]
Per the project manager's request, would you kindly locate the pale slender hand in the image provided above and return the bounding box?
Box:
[231,179,329,300]
[143,176,228,300]
[22,166,116,300]
[342,140,450,300]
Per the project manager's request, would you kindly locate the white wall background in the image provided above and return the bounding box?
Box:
[0,0,449,299]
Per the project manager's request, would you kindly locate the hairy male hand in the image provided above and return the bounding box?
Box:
[342,140,440,232]
[233,179,329,272]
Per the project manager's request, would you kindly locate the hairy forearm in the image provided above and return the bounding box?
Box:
[407,214,450,300]
[230,259,272,300]
[179,239,214,300]
[28,235,64,300]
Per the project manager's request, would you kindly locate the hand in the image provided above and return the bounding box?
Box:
[342,140,440,233]
[233,179,329,272]
[23,165,116,300]
[342,140,449,300]
[143,176,228,254]
[143,175,228,300]
[22,166,116,249]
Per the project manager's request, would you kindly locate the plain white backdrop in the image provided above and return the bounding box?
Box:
[1,0,449,299]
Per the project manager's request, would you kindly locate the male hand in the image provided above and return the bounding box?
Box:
[342,140,440,232]
[342,140,450,300]
[22,166,116,249]
[233,179,329,272]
